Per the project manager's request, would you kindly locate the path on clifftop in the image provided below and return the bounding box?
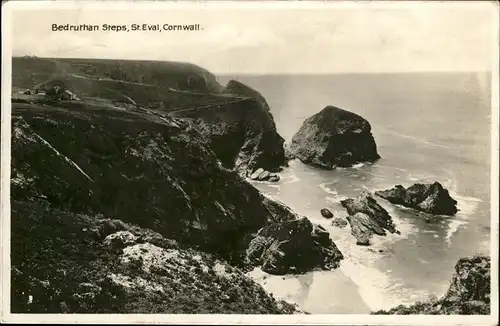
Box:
[29,73,253,116]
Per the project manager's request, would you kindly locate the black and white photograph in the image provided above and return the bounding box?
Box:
[1,1,498,324]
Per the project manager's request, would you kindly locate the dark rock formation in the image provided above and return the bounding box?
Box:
[373,255,491,315]
[11,107,273,262]
[340,192,398,245]
[289,106,380,169]
[320,208,334,219]
[11,99,343,313]
[11,200,299,314]
[260,195,301,224]
[331,217,348,228]
[245,217,344,275]
[174,80,286,178]
[375,182,458,216]
[346,213,388,245]
[249,168,280,182]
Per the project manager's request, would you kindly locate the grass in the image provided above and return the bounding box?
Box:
[11,200,299,314]
[12,56,222,93]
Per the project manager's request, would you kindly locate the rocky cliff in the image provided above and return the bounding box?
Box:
[13,57,288,180]
[172,80,287,178]
[373,255,491,315]
[11,100,341,313]
[11,200,299,314]
[289,106,380,169]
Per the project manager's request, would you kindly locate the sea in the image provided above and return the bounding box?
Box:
[218,73,492,314]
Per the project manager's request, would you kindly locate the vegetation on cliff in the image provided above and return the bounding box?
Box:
[373,255,491,315]
[11,201,299,314]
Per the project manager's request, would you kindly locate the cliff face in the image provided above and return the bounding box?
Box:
[373,255,491,315]
[172,80,287,177]
[289,106,380,169]
[12,104,272,261]
[13,57,287,179]
[11,100,342,312]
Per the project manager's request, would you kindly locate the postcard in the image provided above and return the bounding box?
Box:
[1,1,498,324]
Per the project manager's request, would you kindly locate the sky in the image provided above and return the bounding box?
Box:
[7,1,498,74]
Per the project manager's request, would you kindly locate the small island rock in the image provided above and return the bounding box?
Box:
[288,106,380,169]
[375,182,458,216]
[320,208,334,219]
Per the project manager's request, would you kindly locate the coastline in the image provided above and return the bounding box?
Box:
[247,267,371,314]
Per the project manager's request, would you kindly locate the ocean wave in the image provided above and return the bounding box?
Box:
[373,164,408,172]
[318,182,338,196]
[445,219,468,246]
[384,130,453,149]
[284,173,301,184]
[339,259,429,311]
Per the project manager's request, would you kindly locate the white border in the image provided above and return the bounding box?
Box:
[1,1,499,325]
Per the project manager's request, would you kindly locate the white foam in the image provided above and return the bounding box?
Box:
[385,130,452,149]
[445,218,468,246]
[319,182,338,195]
[352,163,365,169]
[338,258,429,312]
[284,173,301,184]
[374,164,408,172]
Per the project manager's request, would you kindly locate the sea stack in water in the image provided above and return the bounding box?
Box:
[289,106,380,169]
[320,208,334,219]
[375,182,458,216]
[340,191,398,245]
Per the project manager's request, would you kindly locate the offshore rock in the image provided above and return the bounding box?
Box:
[331,217,348,228]
[340,192,397,245]
[320,208,334,219]
[375,182,458,216]
[245,217,344,275]
[289,106,380,169]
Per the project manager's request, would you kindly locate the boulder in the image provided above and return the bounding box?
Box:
[289,106,380,169]
[250,168,265,180]
[249,168,280,182]
[258,170,271,181]
[320,208,334,219]
[103,231,138,249]
[245,217,344,275]
[260,194,301,223]
[340,192,397,245]
[346,213,385,245]
[331,217,348,228]
[268,174,280,182]
[375,182,458,216]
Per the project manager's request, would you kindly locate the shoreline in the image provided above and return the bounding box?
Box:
[247,267,372,314]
